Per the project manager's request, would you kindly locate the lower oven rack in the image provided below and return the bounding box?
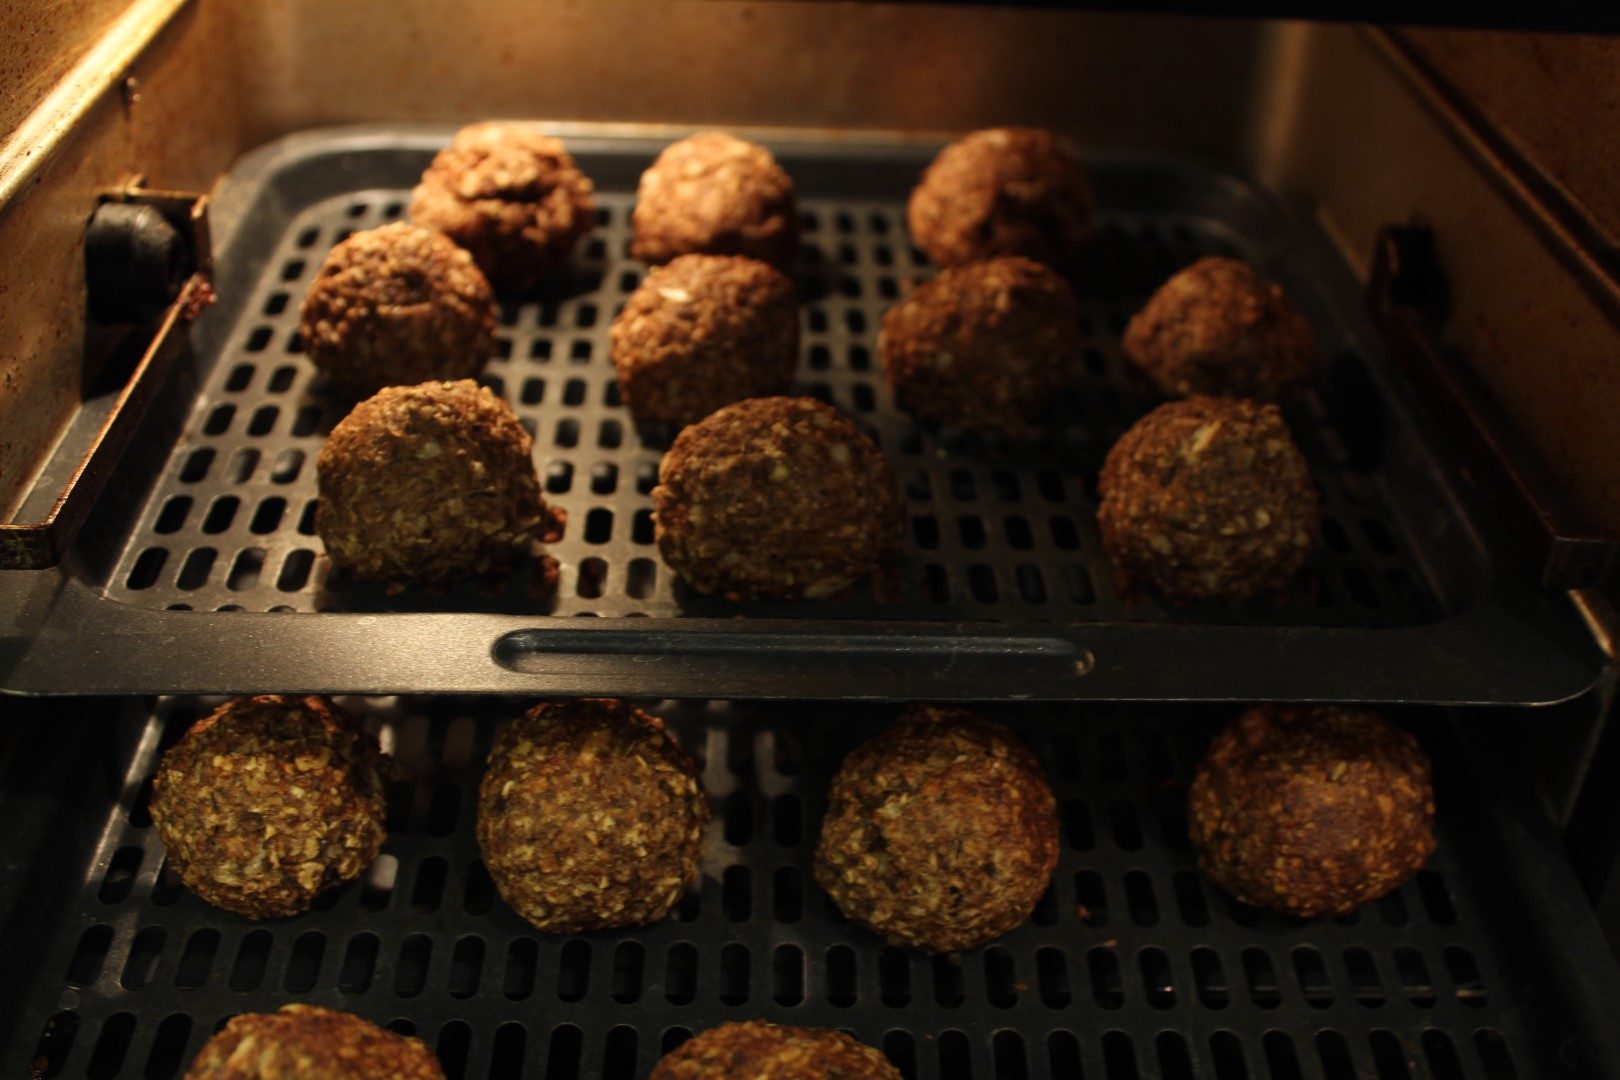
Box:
[6,697,1618,1079]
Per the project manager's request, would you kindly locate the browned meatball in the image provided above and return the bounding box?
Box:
[1189,704,1436,918]
[631,133,798,269]
[298,222,496,400]
[610,254,798,427]
[1098,396,1319,603]
[409,122,594,291]
[1123,256,1318,401]
[653,397,902,600]
[183,1005,444,1079]
[651,1022,902,1080]
[149,696,387,919]
[815,705,1059,954]
[316,380,546,589]
[476,698,708,933]
[879,256,1080,434]
[908,127,1094,268]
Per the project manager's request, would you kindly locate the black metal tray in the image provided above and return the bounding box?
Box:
[6,696,1618,1079]
[0,127,1601,701]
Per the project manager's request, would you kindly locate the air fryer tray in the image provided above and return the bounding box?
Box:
[0,128,1601,700]
[7,697,1618,1079]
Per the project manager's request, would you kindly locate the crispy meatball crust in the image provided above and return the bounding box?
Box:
[149,696,387,919]
[1189,705,1436,918]
[652,396,903,600]
[814,705,1059,954]
[610,254,799,426]
[879,256,1080,434]
[183,1005,443,1079]
[1123,256,1318,401]
[631,133,799,270]
[298,222,496,400]
[651,1022,902,1080]
[409,122,594,292]
[908,127,1094,268]
[316,379,546,589]
[1098,396,1319,603]
[476,698,709,933]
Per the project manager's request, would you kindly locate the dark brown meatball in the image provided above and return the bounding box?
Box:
[149,696,387,919]
[1189,704,1436,918]
[653,396,902,600]
[298,222,496,400]
[409,122,594,291]
[908,127,1094,268]
[814,705,1059,954]
[316,379,547,589]
[879,256,1080,434]
[651,1022,901,1080]
[1123,256,1318,401]
[631,132,798,269]
[610,254,798,426]
[1097,395,1319,603]
[183,1005,444,1079]
[476,698,708,933]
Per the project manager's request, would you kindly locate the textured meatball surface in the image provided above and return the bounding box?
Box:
[653,397,902,600]
[183,1005,443,1079]
[150,696,387,919]
[316,380,546,589]
[650,1021,902,1080]
[476,698,708,933]
[1123,256,1318,401]
[298,222,496,399]
[908,127,1094,268]
[631,133,798,269]
[409,122,594,291]
[1098,396,1319,603]
[814,705,1059,954]
[879,256,1080,434]
[610,254,799,426]
[1189,705,1436,918]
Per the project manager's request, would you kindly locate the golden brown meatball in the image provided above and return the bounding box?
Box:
[409,122,594,291]
[815,705,1059,954]
[652,397,903,600]
[149,696,387,919]
[298,222,496,400]
[1189,704,1436,918]
[631,133,798,269]
[1123,256,1318,401]
[879,256,1081,434]
[315,380,546,589]
[1097,396,1319,603]
[183,1005,443,1079]
[476,698,708,933]
[908,127,1094,268]
[650,1022,902,1080]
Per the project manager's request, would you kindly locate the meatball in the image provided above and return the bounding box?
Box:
[814,705,1059,954]
[610,254,799,427]
[149,696,387,919]
[908,127,1094,268]
[1123,256,1318,401]
[298,222,496,400]
[651,1022,901,1080]
[1189,704,1436,918]
[652,396,902,600]
[183,1005,443,1079]
[409,122,594,291]
[316,379,546,589]
[476,698,708,933]
[1097,395,1319,603]
[879,256,1080,434]
[631,132,798,269]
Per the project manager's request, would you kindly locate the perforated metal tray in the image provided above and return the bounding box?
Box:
[7,697,1618,1079]
[0,128,1601,700]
